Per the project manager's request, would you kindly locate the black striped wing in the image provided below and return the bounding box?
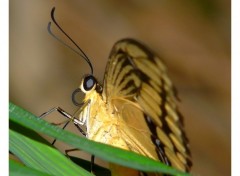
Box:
[102,38,192,173]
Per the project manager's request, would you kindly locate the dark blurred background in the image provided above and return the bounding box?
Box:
[9,1,230,175]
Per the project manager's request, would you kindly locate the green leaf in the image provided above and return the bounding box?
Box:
[10,159,53,176]
[69,156,111,176]
[9,102,190,176]
[9,129,93,176]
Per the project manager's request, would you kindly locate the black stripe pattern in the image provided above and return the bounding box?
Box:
[102,38,192,175]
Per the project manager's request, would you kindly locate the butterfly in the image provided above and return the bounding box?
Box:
[75,38,192,175]
[46,7,192,176]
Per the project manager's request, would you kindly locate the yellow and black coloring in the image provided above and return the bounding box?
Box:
[76,39,192,176]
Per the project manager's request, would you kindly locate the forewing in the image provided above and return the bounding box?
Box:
[102,39,192,172]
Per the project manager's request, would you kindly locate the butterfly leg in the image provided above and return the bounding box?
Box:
[91,155,95,173]
[39,107,96,171]
[39,107,74,121]
[39,107,86,143]
[65,148,80,157]
[64,148,96,173]
[51,120,71,145]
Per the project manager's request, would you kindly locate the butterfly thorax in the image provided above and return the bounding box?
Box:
[80,88,168,164]
[79,90,133,151]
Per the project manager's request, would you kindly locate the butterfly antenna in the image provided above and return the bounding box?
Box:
[48,7,93,75]
[47,22,88,65]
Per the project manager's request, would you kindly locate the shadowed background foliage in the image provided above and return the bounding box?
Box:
[10,1,230,175]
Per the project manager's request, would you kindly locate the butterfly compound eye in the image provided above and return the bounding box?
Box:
[83,75,96,91]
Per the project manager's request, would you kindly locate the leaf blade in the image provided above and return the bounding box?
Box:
[10,159,54,176]
[9,129,92,176]
[9,102,190,176]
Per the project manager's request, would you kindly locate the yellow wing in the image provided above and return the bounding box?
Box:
[102,39,192,174]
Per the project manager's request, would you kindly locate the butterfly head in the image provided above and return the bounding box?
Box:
[72,74,102,106]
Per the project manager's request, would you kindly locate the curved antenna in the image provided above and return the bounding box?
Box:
[49,7,93,75]
[47,22,89,64]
